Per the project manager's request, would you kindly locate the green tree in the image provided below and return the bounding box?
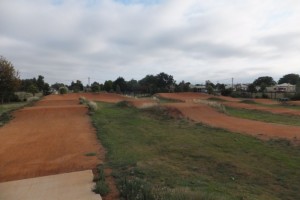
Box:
[103,80,113,92]
[36,75,45,91]
[253,76,276,87]
[70,80,83,92]
[91,82,101,93]
[278,73,300,85]
[0,56,20,103]
[247,83,257,93]
[27,84,39,96]
[113,77,127,93]
[59,86,68,94]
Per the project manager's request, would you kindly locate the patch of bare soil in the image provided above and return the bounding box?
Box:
[223,102,300,116]
[0,96,104,182]
[165,103,300,143]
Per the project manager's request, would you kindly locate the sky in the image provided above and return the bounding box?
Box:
[0,0,300,85]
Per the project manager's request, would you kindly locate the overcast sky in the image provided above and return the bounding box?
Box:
[1,0,300,85]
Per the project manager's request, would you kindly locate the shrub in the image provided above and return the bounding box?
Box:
[193,99,227,114]
[79,96,87,104]
[27,96,40,102]
[291,93,300,100]
[87,101,98,112]
[59,86,68,94]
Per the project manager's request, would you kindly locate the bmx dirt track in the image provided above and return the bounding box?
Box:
[157,93,300,143]
[0,96,103,182]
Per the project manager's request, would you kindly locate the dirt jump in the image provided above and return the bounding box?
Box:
[0,95,103,182]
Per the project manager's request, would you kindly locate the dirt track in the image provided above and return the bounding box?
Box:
[0,96,103,182]
[223,102,300,116]
[156,93,300,142]
[166,103,300,142]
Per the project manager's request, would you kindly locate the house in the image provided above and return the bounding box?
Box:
[235,84,249,91]
[266,83,296,92]
[189,84,206,92]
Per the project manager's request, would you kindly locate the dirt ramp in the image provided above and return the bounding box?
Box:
[166,103,300,142]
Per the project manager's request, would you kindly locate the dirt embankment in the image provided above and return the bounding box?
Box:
[0,95,104,182]
[165,103,300,143]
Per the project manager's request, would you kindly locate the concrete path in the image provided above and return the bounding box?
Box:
[0,170,102,200]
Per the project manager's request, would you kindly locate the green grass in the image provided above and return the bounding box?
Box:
[156,96,184,104]
[0,102,27,115]
[207,97,227,102]
[0,102,28,126]
[226,107,300,126]
[92,102,300,200]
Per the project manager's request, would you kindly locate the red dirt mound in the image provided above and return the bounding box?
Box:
[0,98,103,182]
[165,103,300,143]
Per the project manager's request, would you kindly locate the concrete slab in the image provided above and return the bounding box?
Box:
[0,170,102,200]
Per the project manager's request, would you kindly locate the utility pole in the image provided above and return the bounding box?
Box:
[88,77,90,86]
[232,77,234,90]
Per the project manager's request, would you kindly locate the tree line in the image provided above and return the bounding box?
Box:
[1,55,300,103]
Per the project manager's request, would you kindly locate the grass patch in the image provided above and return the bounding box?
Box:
[92,102,300,200]
[0,102,28,127]
[239,99,257,104]
[226,107,300,126]
[93,165,110,196]
[155,96,184,104]
[208,97,227,102]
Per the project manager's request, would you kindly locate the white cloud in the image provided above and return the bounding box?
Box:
[0,0,300,85]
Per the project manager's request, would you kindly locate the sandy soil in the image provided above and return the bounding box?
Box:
[0,96,103,182]
[223,102,300,116]
[166,103,300,143]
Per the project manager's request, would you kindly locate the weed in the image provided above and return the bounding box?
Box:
[93,165,110,196]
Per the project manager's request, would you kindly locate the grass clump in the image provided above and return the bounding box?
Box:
[79,97,98,112]
[93,165,110,196]
[26,96,40,102]
[194,99,227,113]
[91,102,300,200]
[239,99,257,104]
[87,101,98,112]
[79,96,87,104]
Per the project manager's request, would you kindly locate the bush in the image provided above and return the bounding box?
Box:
[59,86,68,94]
[79,96,87,104]
[27,96,40,102]
[87,101,98,112]
[193,99,227,114]
[291,93,300,100]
